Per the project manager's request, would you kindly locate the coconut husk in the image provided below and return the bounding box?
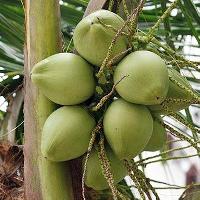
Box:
[0,141,24,200]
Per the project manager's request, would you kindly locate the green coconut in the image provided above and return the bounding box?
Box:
[41,106,96,161]
[103,98,153,160]
[31,53,95,105]
[149,68,193,114]
[73,9,128,66]
[84,146,127,190]
[144,116,166,152]
[114,50,169,105]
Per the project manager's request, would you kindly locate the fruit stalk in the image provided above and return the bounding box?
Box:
[136,143,194,165]
[123,160,146,199]
[82,120,102,199]
[108,0,115,11]
[98,135,119,199]
[97,0,145,78]
[24,0,73,199]
[147,0,180,41]
[164,123,200,152]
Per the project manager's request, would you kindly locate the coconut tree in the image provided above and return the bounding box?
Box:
[0,0,200,199]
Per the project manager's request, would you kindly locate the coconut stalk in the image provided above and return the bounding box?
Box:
[24,0,73,199]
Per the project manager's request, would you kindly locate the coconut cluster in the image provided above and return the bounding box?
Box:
[31,9,194,191]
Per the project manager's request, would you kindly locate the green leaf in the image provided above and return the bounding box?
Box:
[183,0,200,26]
[179,1,200,45]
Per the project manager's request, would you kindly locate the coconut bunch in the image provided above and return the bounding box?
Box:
[31,9,199,198]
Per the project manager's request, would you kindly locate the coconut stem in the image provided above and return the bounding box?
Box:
[129,0,145,37]
[123,160,146,200]
[107,47,132,68]
[139,153,200,166]
[136,143,194,165]
[163,123,200,152]
[82,120,103,200]
[169,75,200,101]
[97,17,129,36]
[133,34,200,70]
[122,0,129,18]
[108,0,115,11]
[97,0,145,78]
[130,160,160,200]
[150,37,200,70]
[170,113,200,136]
[92,75,128,112]
[147,0,179,41]
[98,134,127,200]
[97,20,130,78]
[164,98,200,105]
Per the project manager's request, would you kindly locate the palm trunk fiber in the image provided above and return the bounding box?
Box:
[24,1,73,199]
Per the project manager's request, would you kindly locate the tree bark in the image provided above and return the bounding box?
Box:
[24,1,73,199]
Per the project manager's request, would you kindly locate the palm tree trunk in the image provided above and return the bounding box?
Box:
[24,0,73,199]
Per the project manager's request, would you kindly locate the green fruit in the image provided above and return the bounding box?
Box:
[73,9,128,66]
[84,146,127,190]
[41,106,95,161]
[144,116,166,151]
[149,68,193,114]
[31,53,95,105]
[114,50,169,105]
[103,99,153,160]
